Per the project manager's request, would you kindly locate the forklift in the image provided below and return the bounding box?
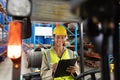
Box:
[5,0,120,80]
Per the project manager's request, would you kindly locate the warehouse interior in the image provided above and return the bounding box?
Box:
[0,0,119,80]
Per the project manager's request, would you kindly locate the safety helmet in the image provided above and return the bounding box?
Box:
[53,25,67,36]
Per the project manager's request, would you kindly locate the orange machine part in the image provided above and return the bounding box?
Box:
[7,21,22,59]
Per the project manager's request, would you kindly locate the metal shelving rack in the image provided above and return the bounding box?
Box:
[23,23,78,53]
[23,23,54,50]
[64,23,78,52]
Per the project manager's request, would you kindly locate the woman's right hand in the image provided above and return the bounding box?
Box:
[52,63,57,75]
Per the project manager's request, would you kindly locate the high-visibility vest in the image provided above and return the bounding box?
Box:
[45,48,76,80]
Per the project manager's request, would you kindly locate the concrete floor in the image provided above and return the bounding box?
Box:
[0,52,31,80]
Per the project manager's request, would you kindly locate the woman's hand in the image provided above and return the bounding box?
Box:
[66,66,77,74]
[52,63,57,75]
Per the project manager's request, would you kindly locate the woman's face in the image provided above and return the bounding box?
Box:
[54,35,66,47]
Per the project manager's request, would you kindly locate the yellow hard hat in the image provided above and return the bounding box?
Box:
[53,25,67,36]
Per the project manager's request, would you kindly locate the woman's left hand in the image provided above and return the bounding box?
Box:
[66,66,77,74]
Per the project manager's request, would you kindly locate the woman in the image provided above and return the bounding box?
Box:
[40,25,80,80]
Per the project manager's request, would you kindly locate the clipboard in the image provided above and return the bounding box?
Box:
[53,58,77,78]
